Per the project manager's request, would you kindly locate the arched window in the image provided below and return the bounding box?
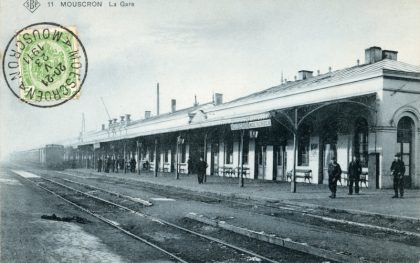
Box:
[225,138,234,164]
[298,124,312,166]
[354,118,369,167]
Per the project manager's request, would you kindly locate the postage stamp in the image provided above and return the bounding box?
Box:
[2,22,88,107]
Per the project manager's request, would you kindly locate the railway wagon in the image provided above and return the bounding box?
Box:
[11,144,65,170]
[42,144,65,169]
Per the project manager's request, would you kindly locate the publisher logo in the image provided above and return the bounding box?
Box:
[23,0,40,13]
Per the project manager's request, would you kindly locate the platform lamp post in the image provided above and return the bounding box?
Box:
[154,138,158,177]
[238,129,245,187]
[176,135,184,180]
[248,130,259,187]
[137,141,142,175]
[291,108,298,193]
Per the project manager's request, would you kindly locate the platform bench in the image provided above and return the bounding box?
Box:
[339,171,368,187]
[286,169,312,183]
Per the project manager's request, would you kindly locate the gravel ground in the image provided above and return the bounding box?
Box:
[1,168,175,263]
[8,165,420,262]
[34,174,323,263]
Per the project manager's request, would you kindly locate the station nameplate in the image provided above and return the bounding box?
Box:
[230,119,272,130]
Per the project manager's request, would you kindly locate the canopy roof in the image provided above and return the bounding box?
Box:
[69,59,420,147]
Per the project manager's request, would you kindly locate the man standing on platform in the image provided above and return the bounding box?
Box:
[328,157,342,199]
[197,157,208,184]
[348,156,362,195]
[391,153,405,198]
[97,158,102,172]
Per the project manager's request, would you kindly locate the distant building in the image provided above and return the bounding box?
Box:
[68,46,420,189]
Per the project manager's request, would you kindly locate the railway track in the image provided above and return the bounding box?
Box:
[11,169,325,263]
[58,169,420,243]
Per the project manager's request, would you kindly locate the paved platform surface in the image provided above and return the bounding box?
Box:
[74,168,420,220]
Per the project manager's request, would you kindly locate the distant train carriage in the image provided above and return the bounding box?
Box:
[11,144,65,170]
[42,144,65,169]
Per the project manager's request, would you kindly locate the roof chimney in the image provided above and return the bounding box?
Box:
[365,46,382,64]
[298,70,313,80]
[101,124,105,130]
[171,99,176,113]
[214,93,223,105]
[317,70,320,75]
[120,115,125,123]
[382,50,398,61]
[156,82,160,116]
[113,118,118,124]
[125,114,131,123]
[145,111,151,119]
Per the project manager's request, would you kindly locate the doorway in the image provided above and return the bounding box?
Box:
[322,144,337,184]
[211,143,219,176]
[274,145,286,181]
[397,116,415,188]
[257,145,267,179]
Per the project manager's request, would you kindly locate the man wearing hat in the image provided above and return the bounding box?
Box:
[390,153,405,198]
[328,157,342,198]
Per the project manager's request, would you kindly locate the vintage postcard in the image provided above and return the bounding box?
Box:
[0,1,419,262]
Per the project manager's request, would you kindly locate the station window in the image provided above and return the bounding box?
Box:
[354,118,369,168]
[181,144,187,163]
[258,146,267,166]
[242,137,249,165]
[150,149,154,162]
[298,124,311,166]
[225,140,233,164]
[164,149,169,163]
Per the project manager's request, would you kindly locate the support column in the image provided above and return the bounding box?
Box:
[239,130,244,187]
[291,108,298,193]
[154,139,158,177]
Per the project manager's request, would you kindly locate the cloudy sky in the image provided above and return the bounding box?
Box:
[0,0,419,159]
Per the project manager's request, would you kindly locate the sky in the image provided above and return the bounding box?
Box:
[0,0,420,159]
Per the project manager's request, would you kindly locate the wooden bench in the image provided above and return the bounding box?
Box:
[338,171,348,186]
[286,169,312,183]
[235,167,250,177]
[220,166,235,177]
[360,172,368,188]
[339,171,368,187]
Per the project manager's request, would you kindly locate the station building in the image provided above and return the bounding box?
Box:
[66,47,420,189]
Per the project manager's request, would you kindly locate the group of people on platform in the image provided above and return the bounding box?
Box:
[97,157,137,173]
[96,153,406,199]
[327,153,406,199]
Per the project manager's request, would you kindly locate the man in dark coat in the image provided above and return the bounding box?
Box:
[111,157,116,173]
[391,154,405,198]
[97,158,103,172]
[348,156,362,195]
[187,157,193,175]
[197,157,208,184]
[105,157,111,173]
[328,157,342,198]
[130,158,136,173]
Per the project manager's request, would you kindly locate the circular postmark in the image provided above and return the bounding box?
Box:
[2,22,88,107]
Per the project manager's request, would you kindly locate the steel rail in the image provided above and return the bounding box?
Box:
[67,170,420,239]
[21,174,282,263]
[13,173,188,263]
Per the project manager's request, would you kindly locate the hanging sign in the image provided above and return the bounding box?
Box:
[230,119,271,131]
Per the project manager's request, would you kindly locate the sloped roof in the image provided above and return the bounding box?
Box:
[71,59,420,147]
[215,59,420,110]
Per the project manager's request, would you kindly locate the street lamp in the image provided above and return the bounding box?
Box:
[176,136,184,179]
[137,141,142,175]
